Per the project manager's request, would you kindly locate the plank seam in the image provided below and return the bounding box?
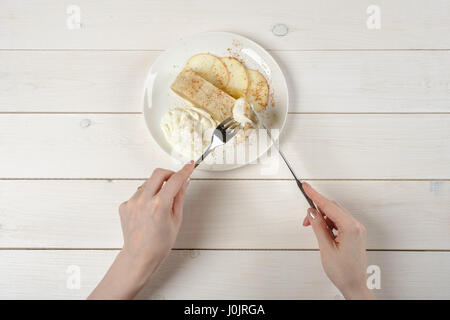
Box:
[1,112,450,115]
[0,112,144,115]
[0,178,448,181]
[0,248,448,252]
[1,49,450,52]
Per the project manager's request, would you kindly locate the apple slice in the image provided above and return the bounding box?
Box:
[185,53,229,90]
[246,69,269,112]
[220,57,249,98]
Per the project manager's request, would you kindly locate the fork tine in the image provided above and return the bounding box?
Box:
[228,125,242,138]
[222,120,238,130]
[219,117,233,128]
[227,122,241,131]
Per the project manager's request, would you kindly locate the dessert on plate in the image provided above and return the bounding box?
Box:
[160,53,269,162]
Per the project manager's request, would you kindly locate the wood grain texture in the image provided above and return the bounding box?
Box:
[0,51,157,112]
[2,0,449,300]
[0,114,448,179]
[0,180,449,250]
[2,0,450,50]
[1,51,450,113]
[0,250,448,299]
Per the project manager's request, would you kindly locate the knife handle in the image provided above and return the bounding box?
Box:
[295,179,318,210]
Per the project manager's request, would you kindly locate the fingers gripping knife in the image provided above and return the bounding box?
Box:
[248,103,318,210]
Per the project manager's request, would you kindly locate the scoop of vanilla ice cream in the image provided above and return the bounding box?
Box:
[232,98,253,127]
[160,105,217,161]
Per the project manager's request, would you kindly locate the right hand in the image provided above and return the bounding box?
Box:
[302,182,374,300]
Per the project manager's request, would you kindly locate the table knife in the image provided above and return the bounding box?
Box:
[248,104,317,209]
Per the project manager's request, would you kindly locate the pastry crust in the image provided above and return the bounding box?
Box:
[171,69,236,122]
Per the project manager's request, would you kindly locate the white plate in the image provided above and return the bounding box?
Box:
[143,32,289,171]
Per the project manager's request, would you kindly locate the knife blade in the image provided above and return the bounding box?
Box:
[248,103,317,209]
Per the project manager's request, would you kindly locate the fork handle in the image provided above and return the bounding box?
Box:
[194,145,214,168]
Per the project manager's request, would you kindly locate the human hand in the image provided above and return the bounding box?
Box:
[119,163,194,268]
[89,163,194,299]
[302,183,374,300]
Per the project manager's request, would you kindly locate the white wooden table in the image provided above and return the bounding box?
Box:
[1,0,449,299]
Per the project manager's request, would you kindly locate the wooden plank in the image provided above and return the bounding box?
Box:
[2,51,450,113]
[0,180,449,250]
[0,114,448,179]
[0,51,158,112]
[0,250,448,299]
[282,51,450,113]
[2,0,450,50]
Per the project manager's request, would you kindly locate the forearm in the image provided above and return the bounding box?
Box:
[88,251,158,300]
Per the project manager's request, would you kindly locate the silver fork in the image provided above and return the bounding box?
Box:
[194,117,242,167]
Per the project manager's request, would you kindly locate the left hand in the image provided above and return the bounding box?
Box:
[89,162,194,299]
[119,163,194,267]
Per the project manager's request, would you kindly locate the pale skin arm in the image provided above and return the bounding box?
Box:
[302,182,375,300]
[88,163,194,300]
[88,162,373,299]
